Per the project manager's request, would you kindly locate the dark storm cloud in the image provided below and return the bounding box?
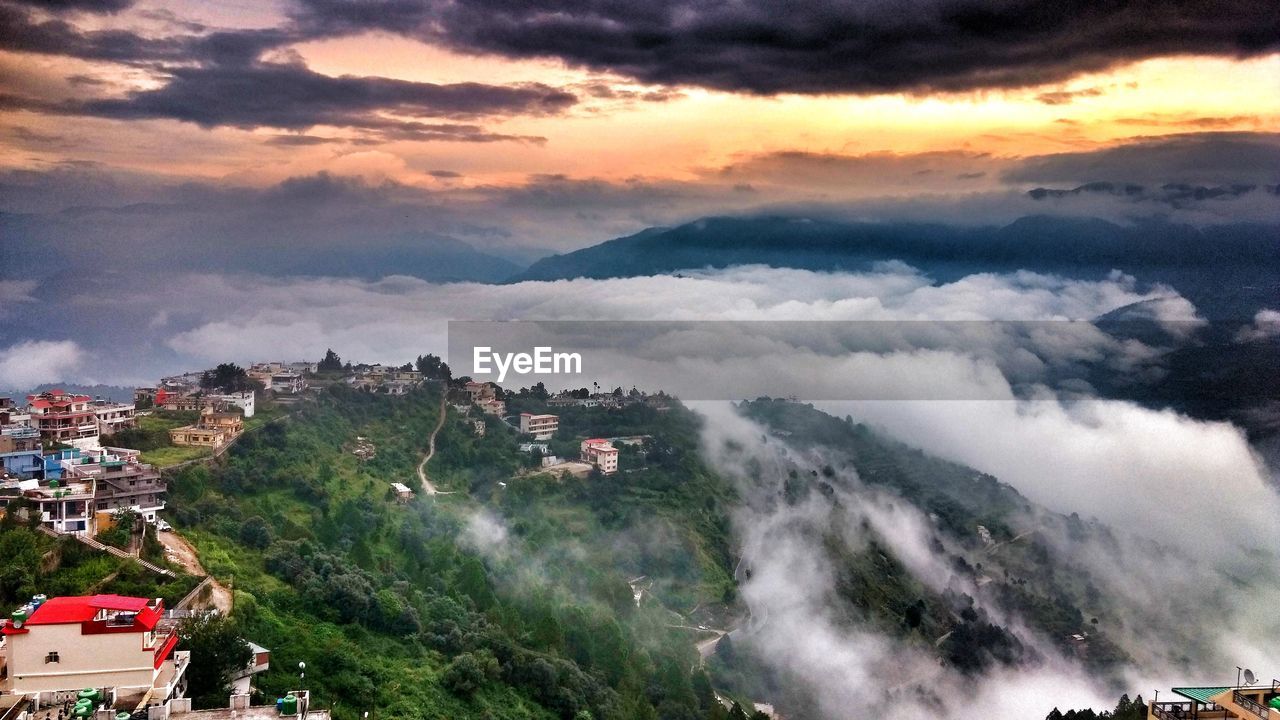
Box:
[1,62,575,132]
[5,0,133,13]
[1005,132,1280,186]
[289,0,1280,94]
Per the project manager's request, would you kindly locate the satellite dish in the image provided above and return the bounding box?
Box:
[1244,669,1257,686]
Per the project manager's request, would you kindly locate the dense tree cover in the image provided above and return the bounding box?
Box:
[416,354,452,382]
[0,504,197,611]
[735,399,1135,677]
[164,385,738,719]
[201,363,261,393]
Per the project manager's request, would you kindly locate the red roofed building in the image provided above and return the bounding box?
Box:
[25,390,98,448]
[0,594,188,701]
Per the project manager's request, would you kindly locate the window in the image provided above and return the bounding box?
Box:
[45,651,60,663]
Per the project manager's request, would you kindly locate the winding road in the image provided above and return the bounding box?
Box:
[416,393,452,496]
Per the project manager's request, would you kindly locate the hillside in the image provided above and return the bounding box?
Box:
[508,215,1280,318]
[82,383,1190,719]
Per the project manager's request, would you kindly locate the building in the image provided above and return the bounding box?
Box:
[0,594,186,703]
[478,398,506,416]
[580,439,619,474]
[88,449,167,523]
[169,409,244,450]
[21,475,97,535]
[464,381,495,403]
[92,399,137,436]
[472,420,486,437]
[208,391,255,418]
[0,412,42,479]
[269,372,306,395]
[25,390,99,448]
[518,443,550,454]
[1148,676,1278,720]
[519,413,559,439]
[390,482,413,502]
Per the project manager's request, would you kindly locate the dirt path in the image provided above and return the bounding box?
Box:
[159,530,233,615]
[416,393,452,496]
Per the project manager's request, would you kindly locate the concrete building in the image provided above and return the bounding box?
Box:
[580,439,619,474]
[519,413,559,439]
[26,390,99,449]
[0,594,186,701]
[390,482,413,503]
[92,399,137,436]
[169,409,244,451]
[1148,676,1278,720]
[269,372,306,395]
[208,391,255,418]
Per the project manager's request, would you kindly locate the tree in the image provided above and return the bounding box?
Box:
[200,363,258,393]
[318,349,344,373]
[415,354,453,381]
[177,611,252,708]
[238,516,272,549]
[441,650,499,696]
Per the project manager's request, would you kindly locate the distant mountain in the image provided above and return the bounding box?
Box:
[509,215,1279,317]
[288,233,524,283]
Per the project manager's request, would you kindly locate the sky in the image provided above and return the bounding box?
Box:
[1,0,1278,257]
[0,0,1278,384]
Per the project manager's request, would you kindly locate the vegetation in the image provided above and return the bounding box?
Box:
[178,611,254,706]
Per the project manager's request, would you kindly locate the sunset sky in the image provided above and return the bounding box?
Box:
[3,0,1278,250]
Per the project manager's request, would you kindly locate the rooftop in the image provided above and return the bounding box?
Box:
[1173,687,1232,703]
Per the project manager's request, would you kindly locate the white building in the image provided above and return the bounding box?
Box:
[92,400,137,436]
[270,373,306,394]
[209,391,255,418]
[519,413,559,440]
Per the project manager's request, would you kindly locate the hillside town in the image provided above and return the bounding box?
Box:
[1,350,678,719]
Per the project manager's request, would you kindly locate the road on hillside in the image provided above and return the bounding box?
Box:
[417,393,452,496]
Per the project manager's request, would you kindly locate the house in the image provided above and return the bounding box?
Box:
[231,641,271,695]
[0,411,42,478]
[25,390,99,448]
[464,381,495,403]
[207,391,255,418]
[518,443,550,454]
[20,475,97,535]
[519,413,558,440]
[169,408,244,450]
[390,482,413,502]
[478,398,506,416]
[270,372,306,395]
[0,594,187,704]
[1148,675,1278,720]
[580,439,619,474]
[88,448,167,523]
[92,399,137,436]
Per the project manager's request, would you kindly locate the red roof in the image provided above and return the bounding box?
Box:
[27,594,152,625]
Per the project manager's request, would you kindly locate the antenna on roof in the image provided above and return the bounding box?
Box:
[1244,668,1257,686]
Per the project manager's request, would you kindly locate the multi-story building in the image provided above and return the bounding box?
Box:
[580,439,619,474]
[519,413,559,439]
[269,372,306,394]
[208,391,255,418]
[92,399,137,436]
[169,409,244,450]
[25,390,99,448]
[0,413,42,478]
[0,594,187,704]
[87,449,166,523]
[23,474,97,536]
[1148,676,1278,720]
